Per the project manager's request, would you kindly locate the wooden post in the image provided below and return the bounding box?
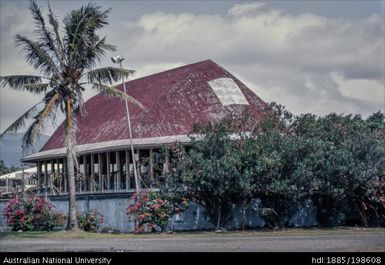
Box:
[37,161,42,195]
[116,151,121,191]
[77,156,81,193]
[56,159,61,194]
[43,161,48,197]
[50,160,55,191]
[98,153,103,192]
[90,154,95,192]
[163,148,170,175]
[136,149,141,189]
[125,150,130,191]
[149,149,154,187]
[44,161,48,187]
[21,165,25,194]
[106,152,110,191]
[63,158,67,193]
[84,155,88,193]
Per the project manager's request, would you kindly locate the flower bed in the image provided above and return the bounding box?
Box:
[127,191,179,233]
[2,195,65,231]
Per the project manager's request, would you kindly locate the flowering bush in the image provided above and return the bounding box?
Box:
[2,195,65,231]
[77,209,104,232]
[127,191,178,233]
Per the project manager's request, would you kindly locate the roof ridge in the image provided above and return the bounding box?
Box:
[133,60,215,122]
[128,59,213,83]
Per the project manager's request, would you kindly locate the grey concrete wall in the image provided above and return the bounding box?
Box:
[0,197,317,232]
[52,197,135,232]
[0,202,7,227]
[288,199,318,227]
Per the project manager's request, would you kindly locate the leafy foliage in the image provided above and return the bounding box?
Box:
[2,195,65,231]
[126,191,182,233]
[0,160,22,176]
[165,113,258,229]
[165,103,385,228]
[77,209,104,232]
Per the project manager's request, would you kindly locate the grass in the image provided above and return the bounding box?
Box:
[1,227,384,240]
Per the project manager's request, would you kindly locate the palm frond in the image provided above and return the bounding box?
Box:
[0,101,42,138]
[1,81,49,95]
[63,3,112,69]
[91,83,143,108]
[87,36,116,65]
[22,120,42,150]
[47,1,66,64]
[0,75,48,92]
[84,67,135,85]
[21,83,50,94]
[41,92,61,120]
[95,36,116,53]
[73,84,86,116]
[22,92,60,149]
[15,35,61,78]
[29,0,63,65]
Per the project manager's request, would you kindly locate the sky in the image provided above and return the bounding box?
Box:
[0,0,384,136]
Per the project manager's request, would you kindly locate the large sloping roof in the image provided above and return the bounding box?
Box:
[24,60,265,161]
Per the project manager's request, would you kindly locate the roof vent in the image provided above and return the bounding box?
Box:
[208,77,249,106]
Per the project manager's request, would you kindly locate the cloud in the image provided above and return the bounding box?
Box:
[115,3,383,117]
[1,1,384,134]
[228,2,266,17]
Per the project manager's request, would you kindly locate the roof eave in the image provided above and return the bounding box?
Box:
[22,134,198,163]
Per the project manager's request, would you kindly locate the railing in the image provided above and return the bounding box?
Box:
[37,173,161,197]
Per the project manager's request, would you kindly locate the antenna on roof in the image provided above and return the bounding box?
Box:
[111,55,125,64]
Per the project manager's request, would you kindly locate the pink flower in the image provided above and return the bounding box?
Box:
[15,210,24,216]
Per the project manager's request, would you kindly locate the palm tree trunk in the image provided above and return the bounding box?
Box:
[66,145,79,230]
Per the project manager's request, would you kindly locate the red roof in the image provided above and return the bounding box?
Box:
[41,60,266,151]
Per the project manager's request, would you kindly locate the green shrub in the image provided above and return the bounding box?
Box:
[126,191,181,233]
[3,195,65,231]
[77,209,104,232]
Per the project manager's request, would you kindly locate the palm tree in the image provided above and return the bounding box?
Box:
[0,0,142,230]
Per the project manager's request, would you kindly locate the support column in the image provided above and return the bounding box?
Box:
[98,153,103,192]
[116,151,121,191]
[50,160,55,192]
[77,157,81,193]
[43,161,48,197]
[136,149,141,189]
[37,161,42,195]
[44,161,48,188]
[63,158,67,193]
[149,149,154,187]
[56,159,61,194]
[90,154,95,192]
[84,155,88,192]
[125,150,130,191]
[106,152,110,191]
[163,148,170,175]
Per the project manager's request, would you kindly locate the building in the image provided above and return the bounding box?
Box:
[0,167,37,197]
[22,59,266,197]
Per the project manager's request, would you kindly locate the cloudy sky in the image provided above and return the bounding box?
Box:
[0,0,384,135]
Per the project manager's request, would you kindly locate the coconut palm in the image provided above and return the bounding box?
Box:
[0,0,142,230]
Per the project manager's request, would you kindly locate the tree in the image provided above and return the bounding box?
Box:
[166,113,257,230]
[0,0,142,230]
[249,103,313,227]
[292,112,385,226]
[166,102,385,229]
[0,160,21,176]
